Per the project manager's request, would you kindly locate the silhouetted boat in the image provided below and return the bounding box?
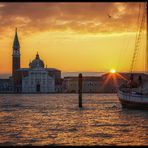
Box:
[117,3,148,110]
[117,88,148,109]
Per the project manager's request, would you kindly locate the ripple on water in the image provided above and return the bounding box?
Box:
[0,94,148,146]
[87,132,113,139]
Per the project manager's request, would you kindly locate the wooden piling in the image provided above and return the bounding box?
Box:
[78,73,82,108]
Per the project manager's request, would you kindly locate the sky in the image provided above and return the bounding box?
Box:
[0,2,147,75]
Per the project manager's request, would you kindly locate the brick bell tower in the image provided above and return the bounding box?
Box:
[12,28,21,92]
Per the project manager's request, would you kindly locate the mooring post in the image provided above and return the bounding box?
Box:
[78,73,83,108]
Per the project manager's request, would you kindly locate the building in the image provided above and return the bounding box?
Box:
[21,53,55,93]
[1,29,148,93]
[62,73,148,93]
[62,76,103,93]
[101,72,148,93]
[0,78,13,93]
[0,28,62,93]
[12,28,21,92]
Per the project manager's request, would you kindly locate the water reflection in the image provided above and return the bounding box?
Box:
[0,94,147,146]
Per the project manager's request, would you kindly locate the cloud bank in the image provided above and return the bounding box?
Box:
[0,2,146,35]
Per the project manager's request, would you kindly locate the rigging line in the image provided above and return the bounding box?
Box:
[126,3,141,72]
[130,3,145,73]
[135,4,146,73]
[130,3,141,72]
[116,4,141,72]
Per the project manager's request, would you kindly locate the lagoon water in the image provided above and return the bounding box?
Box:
[0,94,147,146]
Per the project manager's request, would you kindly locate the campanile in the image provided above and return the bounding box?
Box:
[12,28,20,88]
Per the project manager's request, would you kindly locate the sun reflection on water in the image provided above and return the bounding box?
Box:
[0,94,147,146]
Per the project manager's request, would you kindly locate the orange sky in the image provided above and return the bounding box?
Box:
[0,2,147,74]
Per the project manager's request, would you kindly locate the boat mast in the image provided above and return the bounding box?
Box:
[130,3,146,73]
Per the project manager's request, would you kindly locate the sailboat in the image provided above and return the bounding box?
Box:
[117,3,148,110]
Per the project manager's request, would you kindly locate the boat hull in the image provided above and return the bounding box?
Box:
[117,90,148,110]
[118,97,148,110]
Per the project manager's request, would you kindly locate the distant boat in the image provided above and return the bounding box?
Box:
[117,3,148,110]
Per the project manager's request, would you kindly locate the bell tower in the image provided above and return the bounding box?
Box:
[12,28,20,89]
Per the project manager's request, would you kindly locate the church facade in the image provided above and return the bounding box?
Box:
[0,29,62,93]
[21,53,55,93]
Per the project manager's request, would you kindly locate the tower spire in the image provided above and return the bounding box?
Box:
[13,27,20,50]
[12,28,21,92]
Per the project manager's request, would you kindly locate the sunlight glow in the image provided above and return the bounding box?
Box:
[110,69,116,74]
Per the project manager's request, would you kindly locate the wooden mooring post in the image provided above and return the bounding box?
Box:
[78,73,83,108]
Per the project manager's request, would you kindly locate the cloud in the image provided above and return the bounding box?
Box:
[0,2,146,35]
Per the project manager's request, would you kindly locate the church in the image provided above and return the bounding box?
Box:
[0,29,62,93]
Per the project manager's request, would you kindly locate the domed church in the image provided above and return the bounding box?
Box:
[22,53,55,93]
[11,28,62,93]
[29,53,44,69]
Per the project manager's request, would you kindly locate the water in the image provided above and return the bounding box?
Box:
[0,94,147,146]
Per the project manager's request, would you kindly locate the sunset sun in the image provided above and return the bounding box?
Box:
[110,69,116,74]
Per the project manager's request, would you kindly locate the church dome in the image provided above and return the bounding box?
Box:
[30,53,44,68]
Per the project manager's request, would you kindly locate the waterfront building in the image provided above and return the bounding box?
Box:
[101,72,148,93]
[21,53,55,93]
[62,76,103,93]
[0,29,62,93]
[0,78,13,93]
[55,78,63,93]
[62,73,148,93]
[1,29,148,93]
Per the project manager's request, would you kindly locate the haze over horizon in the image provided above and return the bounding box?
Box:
[0,2,147,74]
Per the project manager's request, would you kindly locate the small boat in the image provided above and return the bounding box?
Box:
[117,87,148,110]
[117,3,148,110]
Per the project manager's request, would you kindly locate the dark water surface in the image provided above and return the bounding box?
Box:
[0,94,147,146]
